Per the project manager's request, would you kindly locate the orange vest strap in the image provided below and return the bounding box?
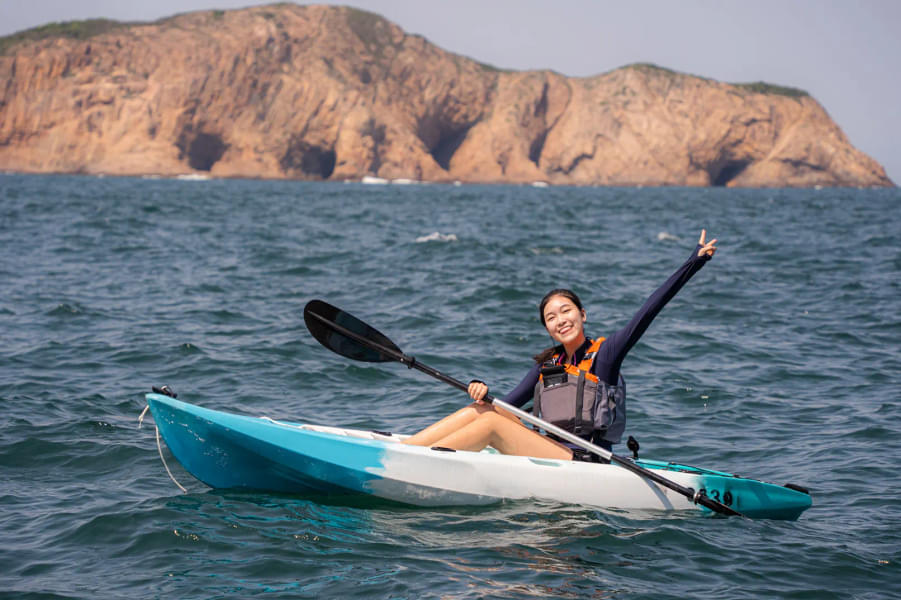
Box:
[557,338,604,383]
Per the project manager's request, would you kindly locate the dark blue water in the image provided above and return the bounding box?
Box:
[2,174,899,599]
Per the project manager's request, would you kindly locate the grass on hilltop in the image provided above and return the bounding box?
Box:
[621,63,809,98]
[0,19,133,55]
[731,81,809,98]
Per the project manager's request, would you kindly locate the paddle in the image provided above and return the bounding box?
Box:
[303,299,742,517]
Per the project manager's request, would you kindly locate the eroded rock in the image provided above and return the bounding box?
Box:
[0,6,892,187]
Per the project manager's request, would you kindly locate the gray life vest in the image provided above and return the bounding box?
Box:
[532,338,627,444]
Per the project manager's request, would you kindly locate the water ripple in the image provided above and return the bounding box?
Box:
[1,175,899,599]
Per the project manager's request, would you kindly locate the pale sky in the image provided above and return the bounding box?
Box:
[2,0,898,184]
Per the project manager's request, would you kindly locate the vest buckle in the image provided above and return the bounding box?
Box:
[540,363,567,387]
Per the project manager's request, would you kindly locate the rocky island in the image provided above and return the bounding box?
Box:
[0,4,893,187]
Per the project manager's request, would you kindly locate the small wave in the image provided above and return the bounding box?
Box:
[530,246,564,255]
[415,232,458,243]
[47,303,84,316]
[657,231,680,242]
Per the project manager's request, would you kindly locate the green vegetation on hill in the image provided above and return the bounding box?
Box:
[620,63,810,98]
[623,62,683,77]
[619,62,714,83]
[0,19,129,55]
[731,81,809,98]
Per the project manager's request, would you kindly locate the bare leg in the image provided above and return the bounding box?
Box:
[402,402,495,447]
[431,412,573,460]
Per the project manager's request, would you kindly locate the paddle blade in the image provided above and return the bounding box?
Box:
[304,300,402,363]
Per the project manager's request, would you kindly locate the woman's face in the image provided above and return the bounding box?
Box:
[542,294,586,347]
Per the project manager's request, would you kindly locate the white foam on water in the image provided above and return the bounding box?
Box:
[529,246,564,255]
[415,231,458,243]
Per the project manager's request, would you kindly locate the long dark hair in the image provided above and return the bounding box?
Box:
[532,288,584,364]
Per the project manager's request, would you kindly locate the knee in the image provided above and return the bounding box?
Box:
[474,410,506,428]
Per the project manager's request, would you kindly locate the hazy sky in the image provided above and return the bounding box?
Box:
[2,0,898,183]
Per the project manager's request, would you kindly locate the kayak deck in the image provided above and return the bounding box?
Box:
[145,393,812,520]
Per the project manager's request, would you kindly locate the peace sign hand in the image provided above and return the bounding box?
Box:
[697,229,718,258]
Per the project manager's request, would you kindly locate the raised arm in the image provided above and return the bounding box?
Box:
[594,230,717,382]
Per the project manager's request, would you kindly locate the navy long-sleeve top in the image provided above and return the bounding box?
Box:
[502,245,710,408]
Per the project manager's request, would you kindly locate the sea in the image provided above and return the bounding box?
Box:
[1,173,899,599]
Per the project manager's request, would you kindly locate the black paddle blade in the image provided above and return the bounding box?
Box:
[304,300,402,363]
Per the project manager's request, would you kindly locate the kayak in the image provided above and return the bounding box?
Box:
[145,393,812,520]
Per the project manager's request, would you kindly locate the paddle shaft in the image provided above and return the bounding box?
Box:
[306,310,741,516]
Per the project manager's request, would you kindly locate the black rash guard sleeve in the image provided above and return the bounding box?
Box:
[500,245,710,406]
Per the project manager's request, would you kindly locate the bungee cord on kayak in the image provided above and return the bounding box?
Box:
[139,400,188,493]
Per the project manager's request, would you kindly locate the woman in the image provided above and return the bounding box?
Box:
[402,230,718,460]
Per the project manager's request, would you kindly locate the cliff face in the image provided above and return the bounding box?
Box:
[0,5,893,187]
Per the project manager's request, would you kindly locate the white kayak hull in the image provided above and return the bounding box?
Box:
[146,393,812,519]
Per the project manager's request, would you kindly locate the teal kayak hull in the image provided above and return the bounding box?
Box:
[146,393,812,519]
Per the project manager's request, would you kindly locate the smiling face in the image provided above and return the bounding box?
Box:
[541,294,587,352]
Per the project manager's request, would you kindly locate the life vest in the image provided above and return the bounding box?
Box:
[533,338,627,444]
